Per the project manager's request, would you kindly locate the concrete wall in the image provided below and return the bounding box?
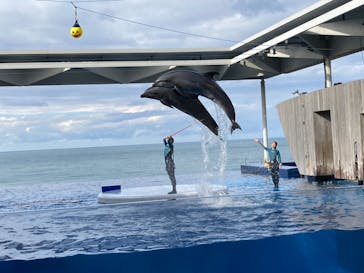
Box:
[277,79,364,180]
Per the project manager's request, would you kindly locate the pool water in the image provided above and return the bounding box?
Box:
[1,173,363,264]
[0,142,363,272]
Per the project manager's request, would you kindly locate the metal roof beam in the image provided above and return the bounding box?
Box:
[266,45,323,59]
[305,19,364,36]
[85,66,170,84]
[230,0,350,52]
[280,58,322,73]
[242,56,281,74]
[0,59,231,70]
[329,36,364,58]
[0,68,66,86]
[297,34,330,57]
[231,0,364,64]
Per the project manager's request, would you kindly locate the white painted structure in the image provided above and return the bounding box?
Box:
[0,1,363,87]
[260,79,269,163]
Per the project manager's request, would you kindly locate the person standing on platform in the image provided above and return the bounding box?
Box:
[254,138,282,188]
[163,136,177,194]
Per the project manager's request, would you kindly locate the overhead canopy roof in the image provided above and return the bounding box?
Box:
[1,0,364,86]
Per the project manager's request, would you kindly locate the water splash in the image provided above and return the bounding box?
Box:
[198,105,229,189]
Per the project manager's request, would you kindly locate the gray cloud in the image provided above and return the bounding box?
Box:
[0,0,361,151]
[0,0,318,49]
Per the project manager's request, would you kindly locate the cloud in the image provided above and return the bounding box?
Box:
[0,0,318,50]
[0,116,18,122]
[117,103,163,114]
[0,0,361,151]
[57,119,89,133]
[147,115,162,122]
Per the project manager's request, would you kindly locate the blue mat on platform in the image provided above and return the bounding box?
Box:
[241,162,300,179]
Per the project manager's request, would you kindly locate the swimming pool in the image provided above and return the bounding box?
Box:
[0,173,363,272]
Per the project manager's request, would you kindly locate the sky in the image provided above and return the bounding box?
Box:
[0,0,363,151]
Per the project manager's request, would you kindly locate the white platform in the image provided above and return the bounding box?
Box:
[97,184,228,204]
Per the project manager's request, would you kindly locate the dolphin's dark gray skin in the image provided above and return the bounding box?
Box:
[141,85,219,135]
[146,70,241,134]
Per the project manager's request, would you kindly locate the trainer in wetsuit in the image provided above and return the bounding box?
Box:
[254,138,282,188]
[163,136,177,194]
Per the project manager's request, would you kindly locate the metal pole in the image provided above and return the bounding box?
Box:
[324,57,332,88]
[260,79,269,163]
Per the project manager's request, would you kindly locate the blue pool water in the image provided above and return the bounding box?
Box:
[3,229,364,273]
[0,139,363,272]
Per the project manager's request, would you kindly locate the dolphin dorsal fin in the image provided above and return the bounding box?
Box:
[204,72,219,80]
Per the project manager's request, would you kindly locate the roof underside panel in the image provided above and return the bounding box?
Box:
[0,0,363,86]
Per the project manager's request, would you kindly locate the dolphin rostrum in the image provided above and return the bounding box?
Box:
[141,70,241,135]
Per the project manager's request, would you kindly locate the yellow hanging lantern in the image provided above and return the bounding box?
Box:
[70,3,82,39]
[70,20,83,38]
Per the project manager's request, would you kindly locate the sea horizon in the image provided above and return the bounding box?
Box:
[0,136,287,153]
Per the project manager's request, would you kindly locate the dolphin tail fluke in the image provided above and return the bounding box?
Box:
[230,121,241,134]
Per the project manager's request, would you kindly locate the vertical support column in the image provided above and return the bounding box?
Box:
[324,57,332,88]
[260,79,269,163]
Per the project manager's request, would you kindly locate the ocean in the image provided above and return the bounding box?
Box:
[0,138,291,212]
[0,138,363,273]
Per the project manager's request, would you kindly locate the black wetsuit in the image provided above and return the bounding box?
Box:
[258,142,282,187]
[164,138,176,192]
[270,159,280,187]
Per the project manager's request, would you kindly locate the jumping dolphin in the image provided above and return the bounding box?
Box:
[141,85,219,135]
[141,70,241,135]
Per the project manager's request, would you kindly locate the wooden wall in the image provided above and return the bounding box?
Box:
[277,79,364,180]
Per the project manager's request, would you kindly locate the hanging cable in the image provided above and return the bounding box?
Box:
[35,0,341,51]
[36,0,238,43]
[71,1,78,21]
[69,1,83,38]
[77,6,238,43]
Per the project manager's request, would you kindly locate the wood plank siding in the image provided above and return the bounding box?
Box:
[277,79,364,180]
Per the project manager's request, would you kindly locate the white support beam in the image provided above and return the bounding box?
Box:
[0,59,231,70]
[297,34,329,57]
[305,19,364,36]
[231,0,364,65]
[0,68,66,86]
[260,79,269,163]
[86,66,170,84]
[241,58,280,74]
[230,0,335,52]
[329,36,364,58]
[266,46,323,59]
[324,57,332,88]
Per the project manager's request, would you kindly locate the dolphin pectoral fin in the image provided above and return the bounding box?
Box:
[195,118,218,136]
[161,99,173,108]
[172,97,219,136]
